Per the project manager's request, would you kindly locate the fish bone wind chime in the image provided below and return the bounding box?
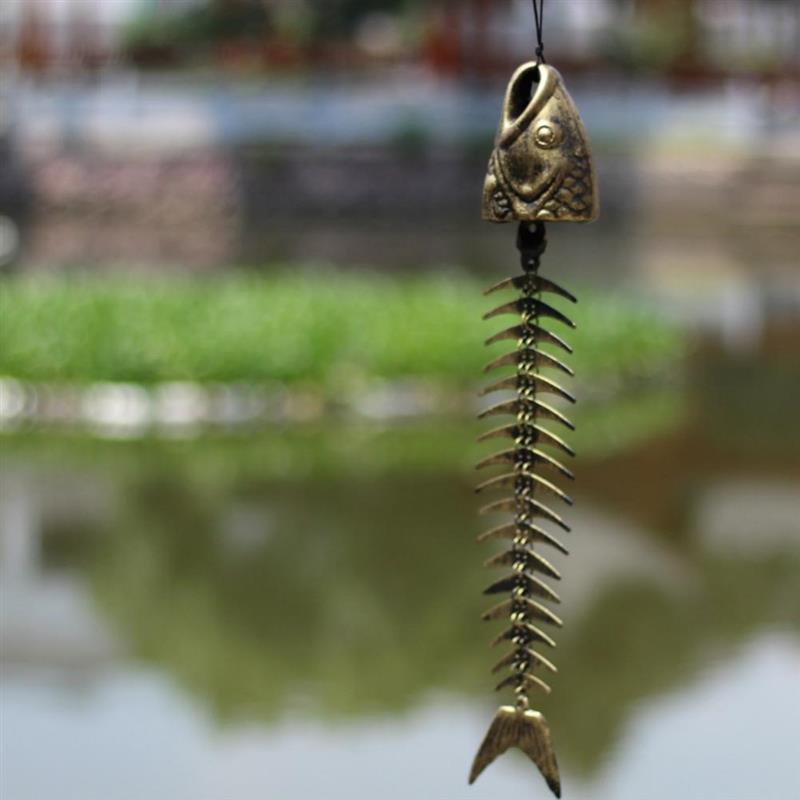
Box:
[468,2,598,797]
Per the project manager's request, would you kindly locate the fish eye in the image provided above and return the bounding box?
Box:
[534,122,561,149]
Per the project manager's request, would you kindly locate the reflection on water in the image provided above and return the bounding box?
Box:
[2,345,799,799]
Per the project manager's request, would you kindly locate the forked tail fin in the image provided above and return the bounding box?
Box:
[469,706,561,797]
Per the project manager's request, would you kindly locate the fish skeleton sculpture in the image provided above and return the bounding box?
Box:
[470,60,598,798]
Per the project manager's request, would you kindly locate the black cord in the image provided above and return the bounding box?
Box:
[532,0,546,64]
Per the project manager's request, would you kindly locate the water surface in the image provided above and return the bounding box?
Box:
[2,351,798,799]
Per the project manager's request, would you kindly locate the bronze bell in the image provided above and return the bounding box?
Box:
[482,63,598,224]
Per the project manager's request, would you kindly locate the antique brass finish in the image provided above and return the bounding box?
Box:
[469,707,561,797]
[485,324,573,354]
[471,46,598,795]
[482,63,598,223]
[477,423,575,457]
[476,447,574,481]
[470,221,579,797]
[484,348,575,378]
[478,397,575,431]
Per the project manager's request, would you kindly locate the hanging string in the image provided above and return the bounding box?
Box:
[532,0,546,64]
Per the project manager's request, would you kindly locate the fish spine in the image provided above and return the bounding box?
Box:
[470,221,575,796]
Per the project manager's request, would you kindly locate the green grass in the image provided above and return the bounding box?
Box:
[0,272,683,388]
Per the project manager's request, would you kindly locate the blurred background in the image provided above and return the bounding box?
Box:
[1,2,798,799]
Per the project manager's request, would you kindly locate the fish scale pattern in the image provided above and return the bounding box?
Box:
[541,155,593,220]
[476,221,576,713]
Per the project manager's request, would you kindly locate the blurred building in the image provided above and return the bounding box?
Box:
[425,0,800,78]
[1,0,295,74]
[1,0,797,79]
[1,0,797,277]
[0,0,143,75]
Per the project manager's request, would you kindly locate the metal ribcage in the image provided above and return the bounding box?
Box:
[477,221,575,713]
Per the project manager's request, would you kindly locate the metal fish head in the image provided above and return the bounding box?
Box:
[482,63,598,224]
